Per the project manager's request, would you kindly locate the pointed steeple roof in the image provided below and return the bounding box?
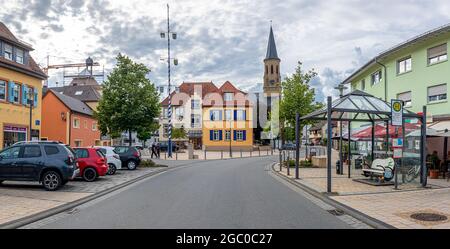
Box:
[265,25,279,60]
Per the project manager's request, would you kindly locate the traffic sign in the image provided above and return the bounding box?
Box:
[391,99,403,126]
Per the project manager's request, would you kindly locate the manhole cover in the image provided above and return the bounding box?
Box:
[328,209,345,216]
[410,213,448,222]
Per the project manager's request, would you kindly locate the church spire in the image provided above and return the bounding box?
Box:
[265,24,279,60]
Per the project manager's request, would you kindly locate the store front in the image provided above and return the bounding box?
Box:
[3,125,27,148]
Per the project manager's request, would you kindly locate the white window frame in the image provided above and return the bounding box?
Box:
[397,57,412,74]
[191,114,201,128]
[428,84,447,103]
[371,71,382,85]
[12,83,20,103]
[175,107,184,119]
[73,118,80,129]
[191,99,200,109]
[224,92,234,101]
[236,130,244,141]
[236,110,246,121]
[397,91,412,108]
[15,48,24,64]
[0,80,5,101]
[225,130,231,141]
[213,130,220,141]
[225,110,233,121]
[428,43,448,65]
[4,43,12,60]
[92,122,98,131]
[210,110,221,121]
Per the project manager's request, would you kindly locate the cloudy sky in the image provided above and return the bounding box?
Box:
[1,0,450,102]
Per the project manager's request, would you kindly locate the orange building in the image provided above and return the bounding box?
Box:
[41,89,100,147]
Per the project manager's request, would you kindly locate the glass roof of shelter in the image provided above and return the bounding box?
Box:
[301,90,421,121]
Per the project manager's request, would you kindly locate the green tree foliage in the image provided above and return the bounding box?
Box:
[172,127,187,140]
[95,54,160,145]
[280,61,323,141]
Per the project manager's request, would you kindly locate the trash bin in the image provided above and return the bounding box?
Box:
[336,160,341,174]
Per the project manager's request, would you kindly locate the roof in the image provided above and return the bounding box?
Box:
[46,89,94,116]
[342,23,450,85]
[161,82,219,106]
[265,25,279,60]
[70,76,99,86]
[219,81,245,94]
[301,90,421,122]
[0,22,47,80]
[51,85,102,102]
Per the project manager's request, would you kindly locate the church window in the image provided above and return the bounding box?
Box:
[271,65,274,74]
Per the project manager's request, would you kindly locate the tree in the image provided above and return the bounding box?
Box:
[172,127,187,140]
[137,121,160,148]
[279,61,323,143]
[95,54,161,146]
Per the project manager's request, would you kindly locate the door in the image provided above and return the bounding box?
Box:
[0,146,22,179]
[20,145,44,180]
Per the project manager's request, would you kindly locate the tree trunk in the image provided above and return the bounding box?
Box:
[129,130,132,146]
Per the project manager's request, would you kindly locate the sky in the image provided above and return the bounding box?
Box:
[1,0,450,102]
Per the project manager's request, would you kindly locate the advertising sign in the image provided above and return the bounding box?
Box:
[393,138,403,148]
[391,99,403,127]
[393,148,403,159]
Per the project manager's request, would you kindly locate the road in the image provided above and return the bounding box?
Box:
[33,156,351,229]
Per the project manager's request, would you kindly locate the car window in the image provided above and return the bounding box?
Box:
[98,148,107,155]
[0,146,21,159]
[44,146,60,156]
[96,150,106,158]
[22,146,42,158]
[74,149,89,158]
[114,147,129,154]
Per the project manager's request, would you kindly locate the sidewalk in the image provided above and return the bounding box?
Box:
[0,167,166,227]
[143,149,279,161]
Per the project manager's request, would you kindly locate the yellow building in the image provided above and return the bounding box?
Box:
[202,81,254,151]
[0,22,47,149]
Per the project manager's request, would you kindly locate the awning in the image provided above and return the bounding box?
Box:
[407,121,450,137]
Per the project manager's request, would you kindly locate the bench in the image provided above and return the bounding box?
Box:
[362,157,395,182]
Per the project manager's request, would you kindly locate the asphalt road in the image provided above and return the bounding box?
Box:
[36,156,350,229]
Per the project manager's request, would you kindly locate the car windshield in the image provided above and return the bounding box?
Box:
[63,145,76,158]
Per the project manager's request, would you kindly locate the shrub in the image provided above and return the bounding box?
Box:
[139,160,168,168]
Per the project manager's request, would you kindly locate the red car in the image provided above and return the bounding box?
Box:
[73,148,109,182]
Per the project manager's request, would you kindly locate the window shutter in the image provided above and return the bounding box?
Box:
[233,110,237,121]
[428,84,447,96]
[219,130,223,140]
[210,130,213,141]
[34,89,38,108]
[428,43,447,59]
[244,110,247,121]
[397,91,412,102]
[243,130,247,141]
[233,130,237,141]
[210,110,213,121]
[22,85,28,105]
[219,110,222,121]
[8,81,14,103]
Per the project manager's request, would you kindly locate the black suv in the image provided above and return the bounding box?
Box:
[113,146,141,170]
[0,142,79,191]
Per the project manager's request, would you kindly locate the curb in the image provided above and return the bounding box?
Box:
[0,167,169,229]
[271,163,396,229]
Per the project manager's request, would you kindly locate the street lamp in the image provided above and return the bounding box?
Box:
[27,89,34,141]
[229,117,233,158]
[160,3,179,158]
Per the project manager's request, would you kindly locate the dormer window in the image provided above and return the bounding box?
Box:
[4,43,12,60]
[15,48,24,64]
[224,92,233,101]
[75,91,83,95]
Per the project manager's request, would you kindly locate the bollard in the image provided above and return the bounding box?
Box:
[287,153,290,176]
[259,147,261,157]
[240,149,243,158]
[279,150,282,171]
[221,150,223,160]
[204,150,207,160]
[250,150,252,157]
[176,150,178,160]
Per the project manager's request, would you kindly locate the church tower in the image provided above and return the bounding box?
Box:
[263,24,281,96]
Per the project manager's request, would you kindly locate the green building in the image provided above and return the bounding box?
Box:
[342,24,450,121]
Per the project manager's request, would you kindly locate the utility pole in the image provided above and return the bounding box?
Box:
[160,4,178,158]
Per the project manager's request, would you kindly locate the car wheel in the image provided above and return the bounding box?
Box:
[83,168,98,182]
[108,163,117,175]
[127,160,137,170]
[42,171,61,191]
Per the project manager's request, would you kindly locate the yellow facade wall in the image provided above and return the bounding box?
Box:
[202,106,254,150]
[0,67,43,150]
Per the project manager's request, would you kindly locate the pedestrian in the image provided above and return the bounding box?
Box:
[151,142,157,158]
[156,142,161,159]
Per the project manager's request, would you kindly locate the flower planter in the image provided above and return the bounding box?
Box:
[430,170,440,179]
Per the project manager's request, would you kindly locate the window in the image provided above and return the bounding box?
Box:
[428,84,447,103]
[0,80,5,100]
[74,140,82,147]
[12,83,20,103]
[428,43,447,65]
[236,130,244,141]
[236,110,246,121]
[84,120,87,129]
[92,122,97,131]
[191,99,200,109]
[361,79,366,91]
[397,91,412,108]
[210,110,222,121]
[4,43,12,60]
[159,86,165,94]
[225,110,233,121]
[210,130,222,141]
[44,146,60,156]
[74,148,88,158]
[225,130,231,141]
[276,65,279,74]
[0,146,20,159]
[75,91,83,96]
[265,65,268,74]
[371,71,382,85]
[73,118,80,128]
[15,48,24,64]
[98,148,107,155]
[191,114,201,128]
[114,147,129,154]
[175,107,184,120]
[397,57,412,74]
[162,108,169,118]
[22,146,42,158]
[163,124,169,138]
[224,93,233,101]
[271,65,274,74]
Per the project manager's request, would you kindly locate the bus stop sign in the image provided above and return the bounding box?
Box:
[391,99,403,126]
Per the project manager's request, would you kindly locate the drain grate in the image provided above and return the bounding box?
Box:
[328,209,345,216]
[410,213,448,222]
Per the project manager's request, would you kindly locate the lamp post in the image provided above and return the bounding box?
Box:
[27,89,34,141]
[160,4,178,158]
[229,118,233,158]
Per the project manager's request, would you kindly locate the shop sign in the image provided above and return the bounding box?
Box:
[3,126,27,133]
[391,99,403,127]
[393,138,403,148]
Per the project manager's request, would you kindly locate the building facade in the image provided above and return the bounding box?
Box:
[41,89,101,147]
[0,22,47,149]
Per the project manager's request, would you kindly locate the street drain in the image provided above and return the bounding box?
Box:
[410,213,448,222]
[328,209,345,216]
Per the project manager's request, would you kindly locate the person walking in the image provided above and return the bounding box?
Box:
[151,142,157,159]
[156,142,161,159]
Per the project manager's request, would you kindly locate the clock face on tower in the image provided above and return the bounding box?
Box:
[270,80,275,85]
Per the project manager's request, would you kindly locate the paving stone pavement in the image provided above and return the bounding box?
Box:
[0,167,165,226]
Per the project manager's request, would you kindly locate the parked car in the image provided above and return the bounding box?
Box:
[158,142,179,152]
[94,146,122,175]
[113,146,141,170]
[282,143,297,150]
[0,141,79,191]
[73,148,108,182]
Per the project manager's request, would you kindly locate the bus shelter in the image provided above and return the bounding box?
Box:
[299,90,427,193]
